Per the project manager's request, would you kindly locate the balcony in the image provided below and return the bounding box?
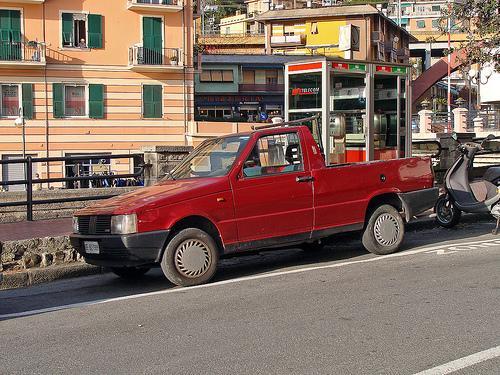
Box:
[126,0,182,13]
[0,42,46,69]
[238,83,284,93]
[397,47,410,59]
[0,0,44,3]
[270,34,306,47]
[128,46,183,72]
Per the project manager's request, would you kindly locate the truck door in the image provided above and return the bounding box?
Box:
[231,131,314,244]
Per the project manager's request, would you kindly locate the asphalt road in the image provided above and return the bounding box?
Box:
[1,220,499,374]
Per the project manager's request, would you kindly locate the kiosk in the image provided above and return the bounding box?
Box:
[285,57,412,164]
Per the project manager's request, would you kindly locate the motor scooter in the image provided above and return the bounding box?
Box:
[434,133,500,233]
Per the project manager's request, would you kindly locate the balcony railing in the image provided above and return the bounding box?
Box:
[238,83,284,92]
[0,42,46,66]
[128,46,182,70]
[126,0,182,12]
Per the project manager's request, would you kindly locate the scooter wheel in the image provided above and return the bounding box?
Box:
[434,194,461,228]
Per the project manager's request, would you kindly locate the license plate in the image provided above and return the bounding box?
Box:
[84,241,100,254]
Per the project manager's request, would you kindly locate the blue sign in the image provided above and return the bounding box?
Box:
[259,112,267,120]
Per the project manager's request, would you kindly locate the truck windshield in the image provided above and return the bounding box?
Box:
[163,135,251,180]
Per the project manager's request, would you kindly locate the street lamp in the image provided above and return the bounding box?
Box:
[468,67,493,110]
[14,108,26,183]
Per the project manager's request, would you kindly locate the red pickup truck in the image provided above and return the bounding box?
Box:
[70,123,438,286]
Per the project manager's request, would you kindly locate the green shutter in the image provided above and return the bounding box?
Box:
[52,83,64,118]
[87,14,102,49]
[143,85,162,118]
[89,84,104,118]
[152,85,162,118]
[62,13,73,46]
[22,83,34,119]
[143,17,162,65]
[0,10,21,60]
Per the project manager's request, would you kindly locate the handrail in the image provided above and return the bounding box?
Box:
[0,153,150,221]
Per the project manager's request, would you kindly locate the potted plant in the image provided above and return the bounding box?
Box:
[26,40,37,47]
[170,55,178,65]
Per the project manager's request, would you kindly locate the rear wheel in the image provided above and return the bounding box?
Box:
[362,204,404,255]
[110,266,150,278]
[434,194,461,228]
[161,228,219,287]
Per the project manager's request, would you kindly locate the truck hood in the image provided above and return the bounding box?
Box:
[75,178,231,216]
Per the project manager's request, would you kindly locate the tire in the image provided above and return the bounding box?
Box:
[110,266,150,278]
[362,204,405,255]
[434,194,461,228]
[161,228,219,287]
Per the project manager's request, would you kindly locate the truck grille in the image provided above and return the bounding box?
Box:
[77,215,112,235]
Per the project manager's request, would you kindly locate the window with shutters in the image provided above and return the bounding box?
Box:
[0,83,33,118]
[0,9,22,61]
[52,83,104,118]
[200,70,234,82]
[142,84,162,118]
[61,12,102,49]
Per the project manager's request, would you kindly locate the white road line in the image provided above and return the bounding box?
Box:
[413,345,500,375]
[2,238,499,320]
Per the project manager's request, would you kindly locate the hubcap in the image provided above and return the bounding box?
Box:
[174,239,212,278]
[374,213,400,246]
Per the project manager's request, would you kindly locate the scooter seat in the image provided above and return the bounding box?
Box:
[483,167,500,183]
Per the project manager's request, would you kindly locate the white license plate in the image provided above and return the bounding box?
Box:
[84,241,100,254]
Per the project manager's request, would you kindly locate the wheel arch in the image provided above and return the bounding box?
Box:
[364,193,403,227]
[159,215,224,261]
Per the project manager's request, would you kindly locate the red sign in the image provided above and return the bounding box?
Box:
[332,62,349,70]
[376,65,391,73]
[288,62,323,72]
[291,88,320,96]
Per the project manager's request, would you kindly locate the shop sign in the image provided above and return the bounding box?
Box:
[332,63,365,71]
[332,62,349,70]
[376,65,391,73]
[392,67,407,73]
[291,87,320,96]
[203,95,261,103]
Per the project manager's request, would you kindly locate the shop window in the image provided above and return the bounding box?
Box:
[62,13,102,48]
[200,70,234,82]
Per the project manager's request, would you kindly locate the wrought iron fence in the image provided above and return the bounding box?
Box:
[0,154,150,221]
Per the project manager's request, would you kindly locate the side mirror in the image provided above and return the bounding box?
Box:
[451,131,458,141]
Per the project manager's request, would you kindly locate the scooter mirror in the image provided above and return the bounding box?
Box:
[451,131,458,141]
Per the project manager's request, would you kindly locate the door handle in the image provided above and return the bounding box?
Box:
[296,176,315,182]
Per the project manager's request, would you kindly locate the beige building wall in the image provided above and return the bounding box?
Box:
[0,0,196,186]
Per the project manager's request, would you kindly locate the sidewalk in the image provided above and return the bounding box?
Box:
[0,218,72,242]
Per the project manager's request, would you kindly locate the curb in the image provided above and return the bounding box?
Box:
[0,263,109,290]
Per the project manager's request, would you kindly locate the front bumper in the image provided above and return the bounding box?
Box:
[70,229,170,267]
[398,187,440,222]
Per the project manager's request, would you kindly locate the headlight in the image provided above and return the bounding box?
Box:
[111,214,137,234]
[72,216,79,234]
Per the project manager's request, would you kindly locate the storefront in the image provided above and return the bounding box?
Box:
[285,57,412,164]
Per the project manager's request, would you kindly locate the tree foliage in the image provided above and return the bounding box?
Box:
[440,0,500,71]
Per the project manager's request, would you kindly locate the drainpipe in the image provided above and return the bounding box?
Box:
[42,2,50,187]
[182,0,187,145]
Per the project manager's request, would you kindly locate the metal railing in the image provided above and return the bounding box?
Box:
[0,41,45,63]
[0,154,150,221]
[128,46,182,66]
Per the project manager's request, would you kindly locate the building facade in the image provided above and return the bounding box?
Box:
[0,0,197,190]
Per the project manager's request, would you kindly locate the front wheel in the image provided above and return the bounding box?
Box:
[434,194,461,228]
[362,204,405,255]
[161,228,219,287]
